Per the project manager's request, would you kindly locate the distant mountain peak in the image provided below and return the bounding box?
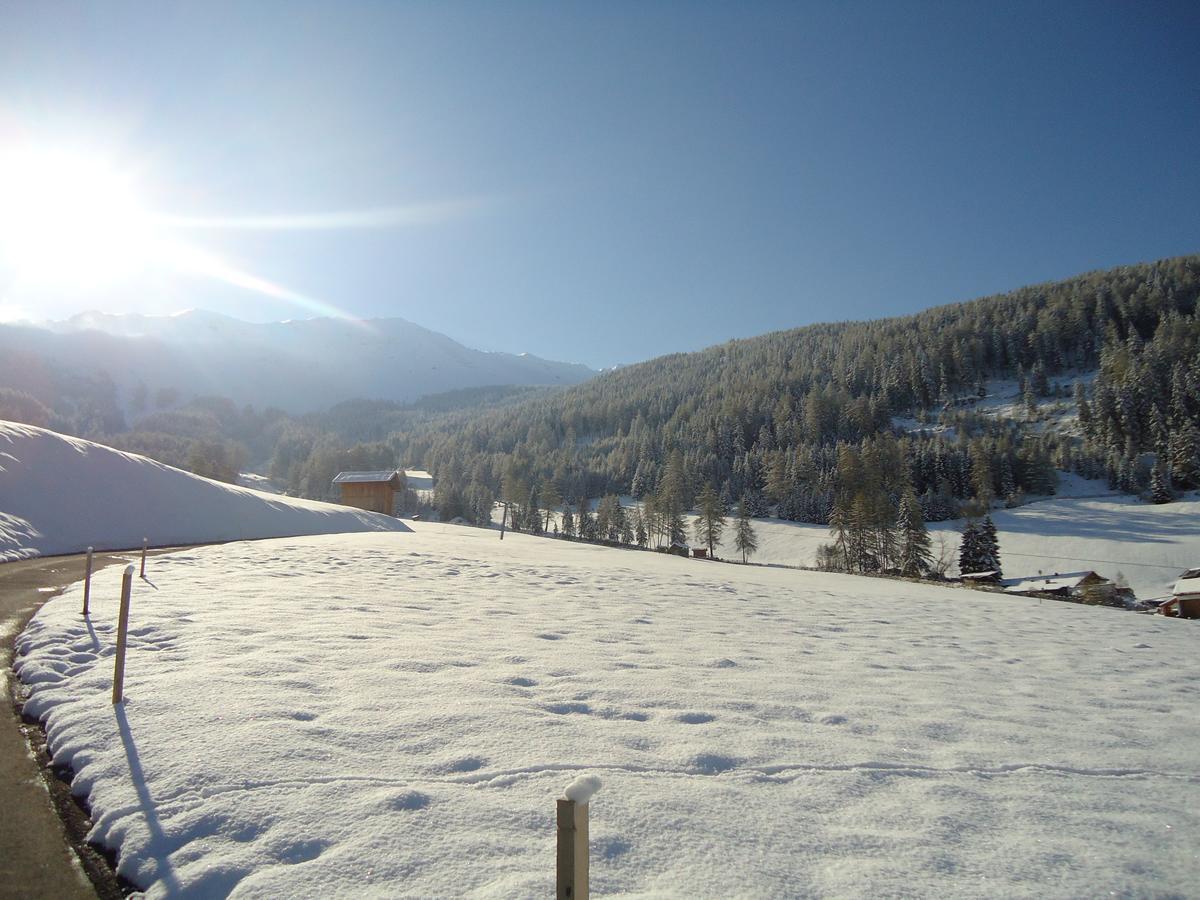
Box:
[6,308,595,412]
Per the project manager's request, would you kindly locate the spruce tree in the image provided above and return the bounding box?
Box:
[734,500,758,563]
[576,497,592,540]
[693,483,727,557]
[633,508,648,547]
[1151,464,1172,504]
[978,515,1002,575]
[897,491,932,576]
[959,520,983,575]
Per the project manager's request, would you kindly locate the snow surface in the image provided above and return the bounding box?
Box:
[688,479,1200,601]
[528,475,1197,600]
[0,422,408,561]
[16,524,1200,897]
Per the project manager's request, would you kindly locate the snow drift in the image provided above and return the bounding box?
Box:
[0,421,408,561]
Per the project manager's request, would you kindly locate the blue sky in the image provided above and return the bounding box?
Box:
[1,1,1198,368]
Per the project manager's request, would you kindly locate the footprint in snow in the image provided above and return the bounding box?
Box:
[677,712,716,725]
[691,753,739,774]
[386,790,431,811]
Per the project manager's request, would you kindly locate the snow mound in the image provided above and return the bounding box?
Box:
[0,421,408,561]
[563,774,602,804]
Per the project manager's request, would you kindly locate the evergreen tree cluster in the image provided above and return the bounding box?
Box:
[959,516,1002,576]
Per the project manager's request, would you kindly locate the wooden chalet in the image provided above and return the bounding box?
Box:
[332,470,404,515]
[1161,568,1200,618]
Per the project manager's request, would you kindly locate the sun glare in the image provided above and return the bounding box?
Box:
[0,149,156,288]
[0,144,434,323]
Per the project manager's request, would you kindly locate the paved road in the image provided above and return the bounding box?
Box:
[0,552,136,900]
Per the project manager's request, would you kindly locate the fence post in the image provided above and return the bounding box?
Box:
[140,537,147,578]
[82,546,94,616]
[112,566,134,705]
[557,776,600,900]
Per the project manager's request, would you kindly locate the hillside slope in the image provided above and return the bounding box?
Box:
[400,254,1200,537]
[0,422,408,561]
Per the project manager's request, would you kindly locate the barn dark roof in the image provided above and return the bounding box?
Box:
[332,470,401,485]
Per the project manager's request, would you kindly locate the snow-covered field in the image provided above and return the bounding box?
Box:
[17,525,1200,897]
[681,474,1198,601]
[0,422,407,561]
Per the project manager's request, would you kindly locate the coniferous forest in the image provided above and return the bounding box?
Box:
[395,255,1200,543]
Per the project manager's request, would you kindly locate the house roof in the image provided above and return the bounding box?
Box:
[332,470,401,485]
[1003,571,1104,594]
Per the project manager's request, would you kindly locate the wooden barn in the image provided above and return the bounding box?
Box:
[332,470,404,515]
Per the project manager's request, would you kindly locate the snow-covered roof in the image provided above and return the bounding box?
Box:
[1003,571,1105,594]
[1173,568,1200,598]
[332,470,401,485]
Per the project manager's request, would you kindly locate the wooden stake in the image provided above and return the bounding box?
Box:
[112,566,134,705]
[556,798,589,900]
[500,501,509,540]
[139,537,147,577]
[82,546,94,616]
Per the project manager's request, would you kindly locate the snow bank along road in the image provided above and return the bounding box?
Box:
[16,524,1200,897]
[1,551,137,900]
[0,420,408,562]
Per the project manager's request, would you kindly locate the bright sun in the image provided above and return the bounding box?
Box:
[0,148,157,288]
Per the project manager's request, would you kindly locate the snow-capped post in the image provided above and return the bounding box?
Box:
[557,775,601,900]
[140,537,148,577]
[82,546,94,616]
[111,565,135,705]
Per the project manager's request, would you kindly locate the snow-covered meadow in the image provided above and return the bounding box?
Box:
[0,422,407,561]
[691,479,1200,601]
[16,524,1200,897]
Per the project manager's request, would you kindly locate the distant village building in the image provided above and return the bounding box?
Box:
[1003,571,1114,602]
[1161,568,1200,619]
[332,470,404,515]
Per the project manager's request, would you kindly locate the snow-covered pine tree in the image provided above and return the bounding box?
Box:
[734,499,758,563]
[897,491,932,577]
[1170,425,1200,489]
[1151,464,1172,504]
[693,483,727,557]
[978,515,1001,576]
[959,520,983,575]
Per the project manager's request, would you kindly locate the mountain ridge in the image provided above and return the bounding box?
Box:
[0,309,595,414]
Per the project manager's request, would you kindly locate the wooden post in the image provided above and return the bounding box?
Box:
[500,501,509,540]
[139,537,147,577]
[82,546,94,616]
[112,566,134,705]
[556,798,589,900]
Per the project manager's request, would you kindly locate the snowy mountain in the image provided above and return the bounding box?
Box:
[0,310,594,413]
[0,421,408,560]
